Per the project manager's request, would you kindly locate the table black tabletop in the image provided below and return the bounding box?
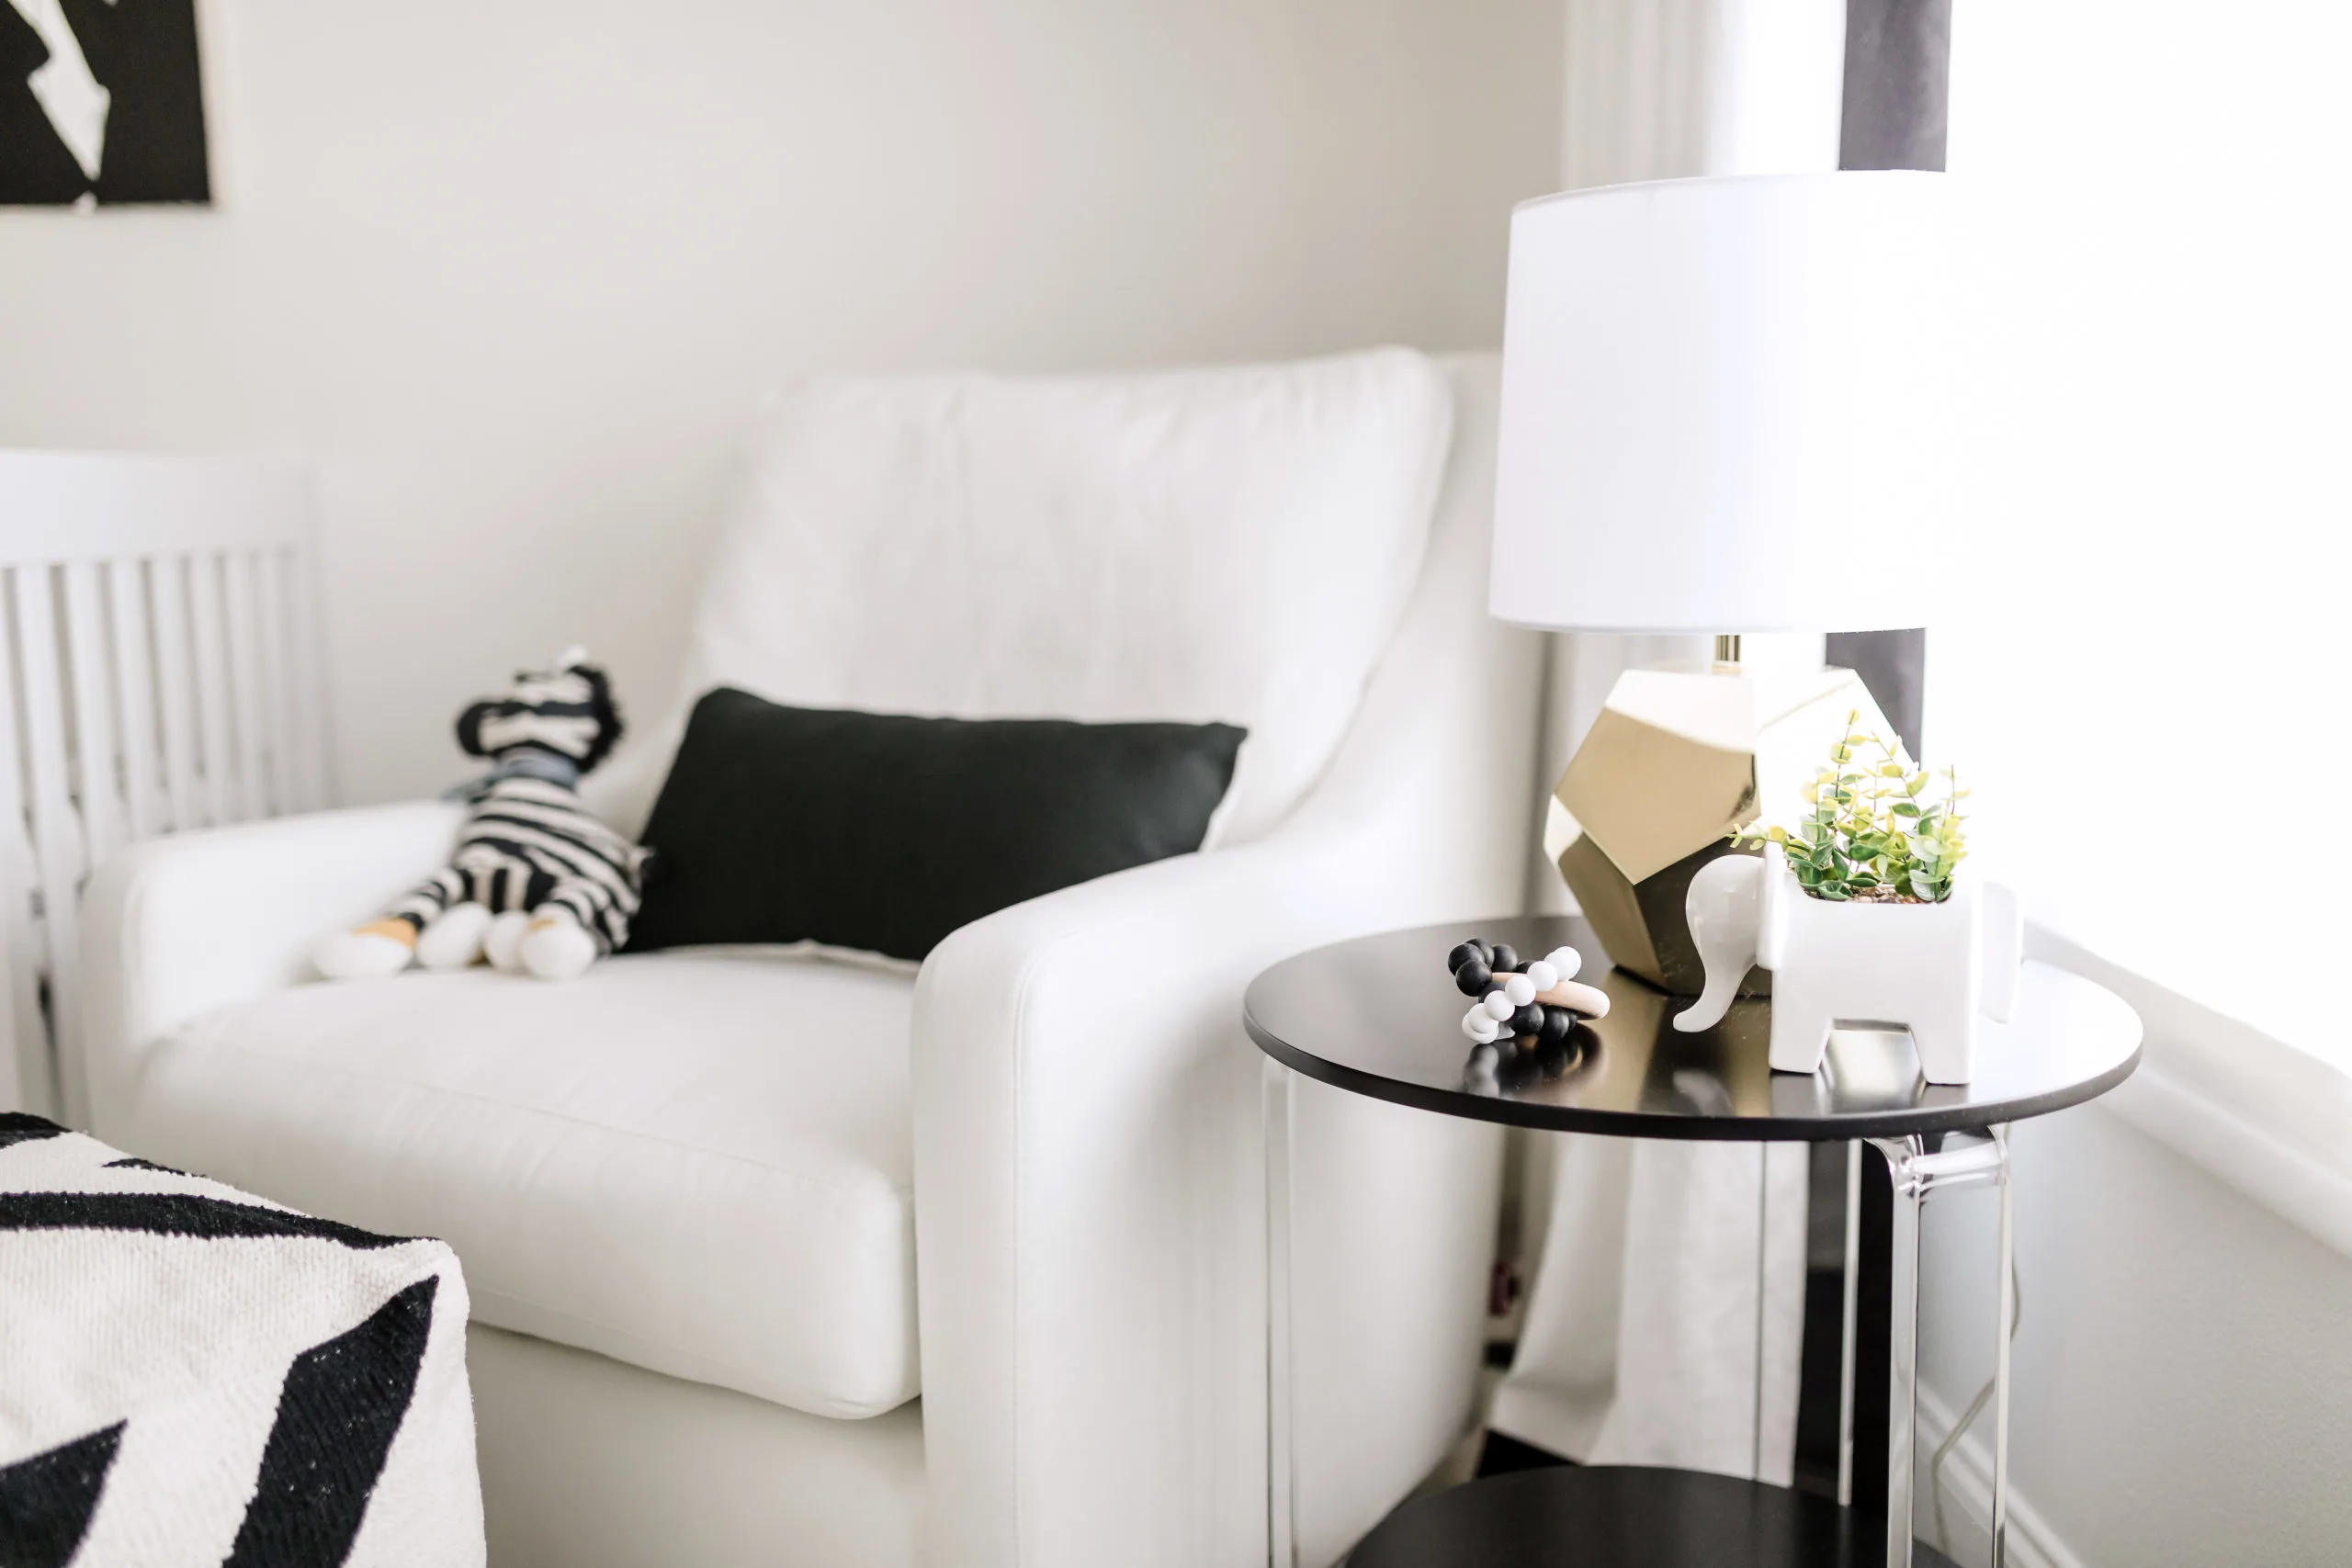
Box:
[1245,916,2141,1142]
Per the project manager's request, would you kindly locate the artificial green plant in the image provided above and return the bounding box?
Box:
[1735,711,1969,902]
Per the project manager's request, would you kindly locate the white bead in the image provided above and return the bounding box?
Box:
[1483,992,1516,1021]
[1545,946,1582,981]
[1463,1008,1501,1042]
[1525,960,1559,992]
[1502,974,1536,1006]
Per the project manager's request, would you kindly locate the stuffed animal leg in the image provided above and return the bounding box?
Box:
[314,918,423,980]
[518,897,601,981]
[416,902,495,970]
[484,909,533,975]
[315,869,468,979]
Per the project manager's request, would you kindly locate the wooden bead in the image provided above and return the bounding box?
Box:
[1534,978,1610,1019]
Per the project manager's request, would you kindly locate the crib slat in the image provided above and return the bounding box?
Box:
[61,562,123,873]
[221,551,269,821]
[185,554,242,826]
[149,556,202,832]
[13,567,88,1122]
[252,548,295,818]
[0,570,50,1116]
[106,559,162,841]
[283,545,330,812]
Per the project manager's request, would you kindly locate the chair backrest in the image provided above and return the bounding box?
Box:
[0,452,328,1122]
[678,347,1455,847]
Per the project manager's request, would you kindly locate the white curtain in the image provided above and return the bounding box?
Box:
[1487,0,1847,1484]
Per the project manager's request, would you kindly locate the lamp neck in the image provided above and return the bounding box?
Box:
[1713,633,1743,671]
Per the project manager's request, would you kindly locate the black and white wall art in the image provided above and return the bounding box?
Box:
[2,0,208,206]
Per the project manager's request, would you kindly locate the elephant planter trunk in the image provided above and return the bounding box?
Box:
[1671,843,2022,1085]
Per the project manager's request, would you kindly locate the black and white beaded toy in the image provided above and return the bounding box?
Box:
[1446,937,1611,1048]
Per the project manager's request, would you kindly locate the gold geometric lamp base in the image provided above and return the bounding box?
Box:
[1545,663,1903,998]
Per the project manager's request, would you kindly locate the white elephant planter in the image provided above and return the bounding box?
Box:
[1671,843,2022,1084]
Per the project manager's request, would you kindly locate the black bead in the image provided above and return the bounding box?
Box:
[1446,942,1485,975]
[1537,1005,1572,1045]
[1453,959,1493,997]
[1488,943,1520,975]
[1510,1002,1545,1035]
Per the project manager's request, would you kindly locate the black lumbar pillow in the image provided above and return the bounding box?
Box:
[627,687,1247,962]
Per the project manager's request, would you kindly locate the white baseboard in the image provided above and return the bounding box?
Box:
[1914,1382,2086,1568]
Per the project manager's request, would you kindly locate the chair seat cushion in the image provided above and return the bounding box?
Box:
[120,950,919,1421]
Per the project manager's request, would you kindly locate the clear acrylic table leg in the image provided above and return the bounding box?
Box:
[1867,1128,2013,1568]
[1753,1142,1770,1483]
[1264,1057,1296,1568]
[1837,1138,1863,1507]
[1992,1124,2014,1568]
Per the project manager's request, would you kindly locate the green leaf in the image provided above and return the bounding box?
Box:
[1891,802,1921,818]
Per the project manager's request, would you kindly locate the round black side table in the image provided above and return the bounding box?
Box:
[1245,916,2141,1568]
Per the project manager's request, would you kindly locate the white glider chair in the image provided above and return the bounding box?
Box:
[77,350,1541,1568]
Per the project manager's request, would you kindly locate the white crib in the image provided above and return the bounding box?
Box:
[0,452,329,1122]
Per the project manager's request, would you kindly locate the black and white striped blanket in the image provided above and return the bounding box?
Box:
[0,1114,483,1566]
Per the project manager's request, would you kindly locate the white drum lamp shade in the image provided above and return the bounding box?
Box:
[1490,171,1960,634]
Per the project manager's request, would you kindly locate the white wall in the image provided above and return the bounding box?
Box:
[1916,1102,2352,1568]
[0,0,1560,802]
[1905,932,2352,1567]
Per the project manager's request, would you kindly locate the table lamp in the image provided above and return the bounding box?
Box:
[1491,170,1959,996]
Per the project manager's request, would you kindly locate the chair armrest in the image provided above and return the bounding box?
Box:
[79,800,463,1134]
[914,827,1514,1568]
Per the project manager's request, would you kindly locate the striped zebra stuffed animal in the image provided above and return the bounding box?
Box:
[314,649,649,982]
